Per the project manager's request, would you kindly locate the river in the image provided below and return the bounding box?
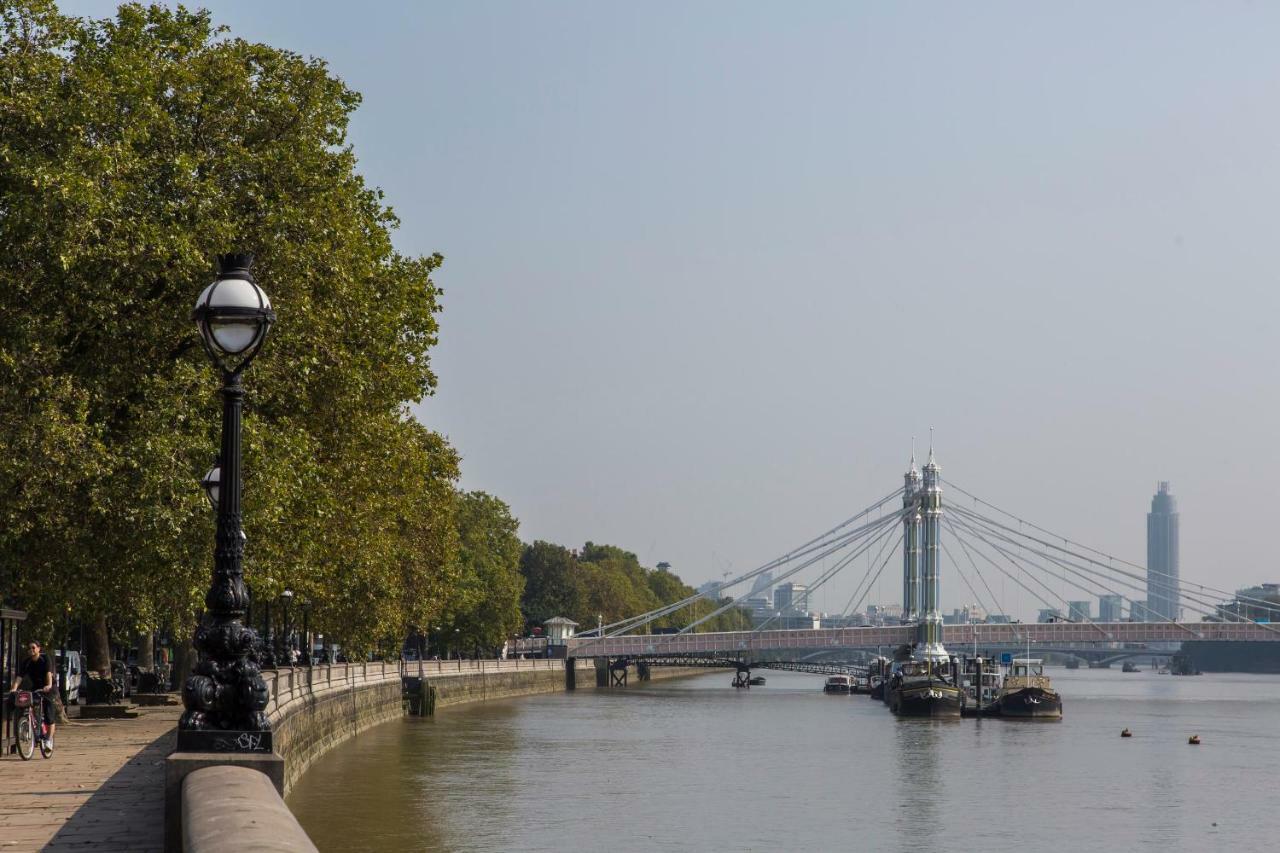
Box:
[287,667,1280,852]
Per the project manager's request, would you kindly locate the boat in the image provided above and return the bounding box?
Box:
[748,676,766,686]
[887,660,963,718]
[1122,661,1140,673]
[960,657,1002,715]
[824,675,853,695]
[992,658,1062,720]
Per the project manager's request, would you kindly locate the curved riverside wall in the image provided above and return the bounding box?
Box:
[176,659,717,850]
[265,659,596,793]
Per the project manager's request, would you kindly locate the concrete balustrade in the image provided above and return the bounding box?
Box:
[183,766,317,853]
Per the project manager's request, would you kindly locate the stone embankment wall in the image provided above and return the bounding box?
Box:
[178,658,715,850]
[265,659,592,792]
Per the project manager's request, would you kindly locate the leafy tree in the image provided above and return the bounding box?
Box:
[519,541,580,632]
[0,1,459,655]
[440,491,524,654]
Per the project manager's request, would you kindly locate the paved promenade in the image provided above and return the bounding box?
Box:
[0,705,179,852]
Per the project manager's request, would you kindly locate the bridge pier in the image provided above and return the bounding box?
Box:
[636,660,650,681]
[732,662,751,689]
[565,657,576,691]
[595,657,608,687]
[609,658,629,687]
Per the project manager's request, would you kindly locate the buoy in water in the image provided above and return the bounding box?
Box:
[1189,734,1201,745]
[1121,728,1132,738]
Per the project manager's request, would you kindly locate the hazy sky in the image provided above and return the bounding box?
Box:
[65,2,1280,620]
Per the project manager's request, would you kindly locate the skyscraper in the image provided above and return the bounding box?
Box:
[1098,594,1124,622]
[1146,482,1180,622]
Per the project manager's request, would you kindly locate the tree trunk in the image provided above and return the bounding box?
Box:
[86,615,111,678]
[135,632,154,671]
[172,637,195,692]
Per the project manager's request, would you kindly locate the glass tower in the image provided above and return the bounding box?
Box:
[1146,482,1180,622]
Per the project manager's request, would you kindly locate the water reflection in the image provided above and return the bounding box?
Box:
[289,669,1280,853]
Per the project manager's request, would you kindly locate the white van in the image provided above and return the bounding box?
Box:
[55,650,85,704]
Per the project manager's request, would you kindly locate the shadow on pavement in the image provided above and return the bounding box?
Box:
[43,724,175,851]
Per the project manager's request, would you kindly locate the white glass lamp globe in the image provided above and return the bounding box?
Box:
[192,253,275,370]
[201,463,221,510]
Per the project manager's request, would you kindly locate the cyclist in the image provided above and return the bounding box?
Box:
[9,640,55,747]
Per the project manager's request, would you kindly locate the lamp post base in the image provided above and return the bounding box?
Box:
[176,729,274,753]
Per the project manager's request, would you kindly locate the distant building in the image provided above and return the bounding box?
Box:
[696,580,721,600]
[1067,601,1092,622]
[985,614,1012,624]
[774,582,808,613]
[1037,608,1063,623]
[876,603,903,623]
[656,561,671,573]
[1217,583,1280,622]
[1146,482,1180,621]
[748,571,774,597]
[1098,594,1124,623]
[543,617,577,645]
[745,596,772,618]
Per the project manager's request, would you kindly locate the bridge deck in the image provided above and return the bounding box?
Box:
[514,621,1278,659]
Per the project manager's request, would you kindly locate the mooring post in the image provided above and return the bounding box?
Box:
[565,657,576,691]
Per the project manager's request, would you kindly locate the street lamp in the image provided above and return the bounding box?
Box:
[280,588,294,665]
[179,253,276,752]
[299,599,312,666]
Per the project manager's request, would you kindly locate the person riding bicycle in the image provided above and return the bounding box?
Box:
[9,640,55,747]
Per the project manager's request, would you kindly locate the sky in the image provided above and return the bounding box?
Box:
[63,1,1280,621]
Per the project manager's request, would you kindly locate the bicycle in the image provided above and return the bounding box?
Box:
[8,690,54,760]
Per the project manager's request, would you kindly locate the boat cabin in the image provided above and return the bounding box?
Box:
[1003,658,1052,690]
[824,675,853,693]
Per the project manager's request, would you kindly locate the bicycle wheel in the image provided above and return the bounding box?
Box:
[39,730,54,759]
[16,716,34,760]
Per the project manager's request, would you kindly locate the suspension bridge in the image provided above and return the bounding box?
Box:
[516,444,1280,671]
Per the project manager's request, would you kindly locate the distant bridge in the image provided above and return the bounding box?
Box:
[516,620,1278,661]
[526,447,1279,672]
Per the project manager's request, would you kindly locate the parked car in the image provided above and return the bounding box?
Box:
[55,650,86,705]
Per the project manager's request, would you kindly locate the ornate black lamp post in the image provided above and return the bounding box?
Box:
[300,600,312,666]
[179,253,276,752]
[279,588,294,664]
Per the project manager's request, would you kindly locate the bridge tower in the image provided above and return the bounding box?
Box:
[917,442,948,661]
[901,447,922,626]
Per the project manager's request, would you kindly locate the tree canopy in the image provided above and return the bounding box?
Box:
[0,1,457,652]
[0,2,743,660]
[520,542,749,636]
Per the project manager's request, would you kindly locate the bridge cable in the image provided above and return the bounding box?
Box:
[836,531,905,623]
[942,518,1008,621]
[948,515,1121,640]
[947,514,1088,628]
[664,506,906,637]
[949,504,1270,633]
[580,487,907,639]
[680,509,907,635]
[948,503,1280,633]
[751,522,901,633]
[835,523,902,619]
[939,538,999,626]
[943,477,1280,616]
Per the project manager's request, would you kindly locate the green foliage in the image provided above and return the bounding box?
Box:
[437,491,524,654]
[0,1,458,652]
[520,542,750,635]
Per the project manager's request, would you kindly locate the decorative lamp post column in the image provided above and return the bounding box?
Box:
[179,253,276,752]
[280,588,294,664]
[300,600,312,666]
